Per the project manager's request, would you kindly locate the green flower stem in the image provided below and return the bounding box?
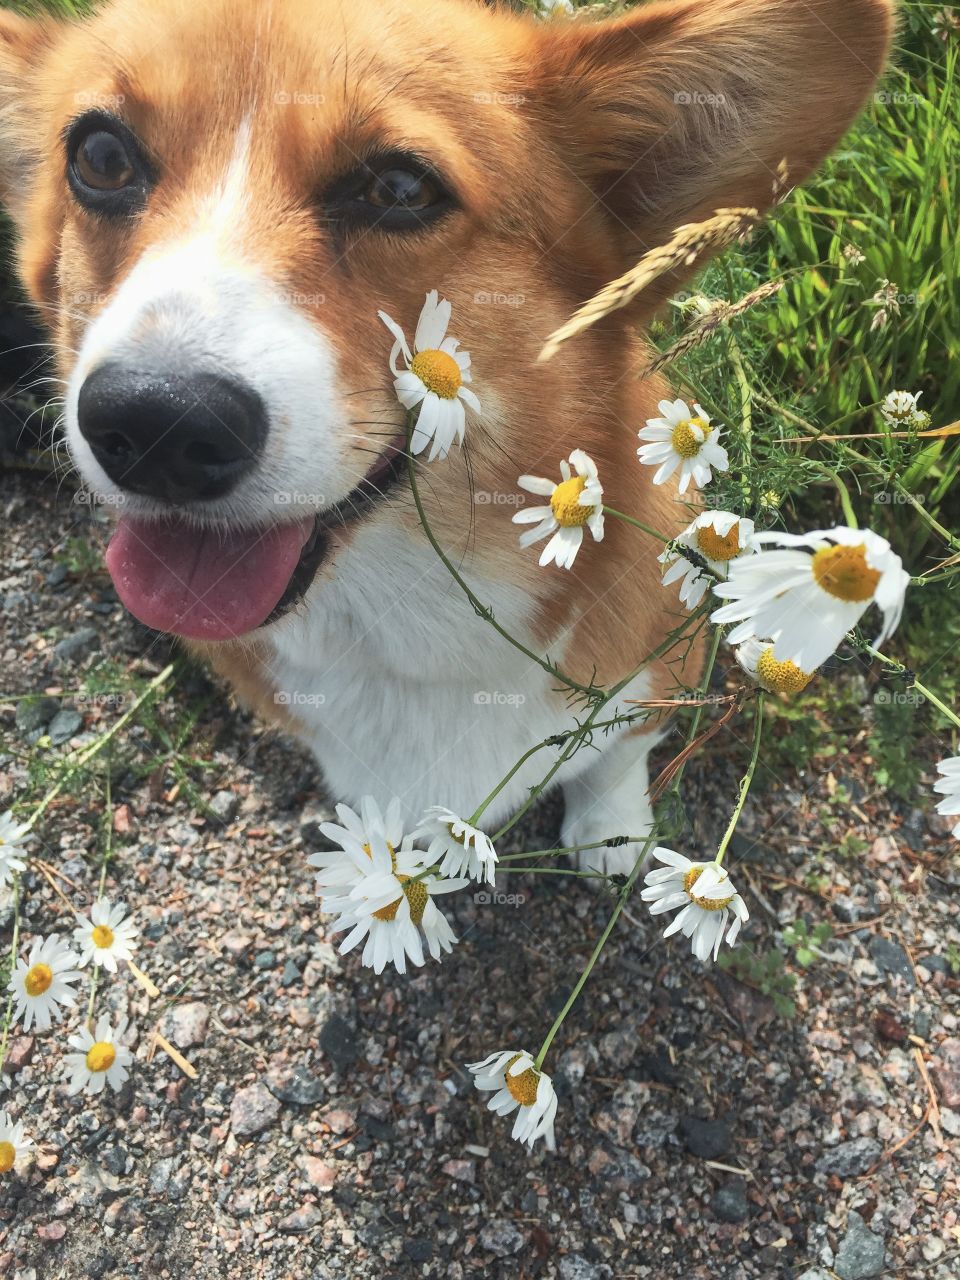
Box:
[405,434,599,700]
[601,507,669,543]
[22,663,176,833]
[533,832,658,1071]
[714,691,764,867]
[727,332,753,502]
[0,878,21,1075]
[867,645,960,731]
[665,624,723,797]
[466,709,652,829]
[86,758,115,1026]
[501,866,610,879]
[810,463,858,529]
[499,837,649,861]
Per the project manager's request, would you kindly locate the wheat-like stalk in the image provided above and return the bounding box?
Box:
[644,279,785,375]
[536,206,759,364]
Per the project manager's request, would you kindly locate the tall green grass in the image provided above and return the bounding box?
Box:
[757,43,960,424]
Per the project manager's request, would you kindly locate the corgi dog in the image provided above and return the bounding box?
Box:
[0,0,892,871]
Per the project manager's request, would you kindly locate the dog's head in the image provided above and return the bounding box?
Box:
[0,0,891,641]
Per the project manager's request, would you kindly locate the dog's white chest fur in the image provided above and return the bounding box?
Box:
[267,523,653,837]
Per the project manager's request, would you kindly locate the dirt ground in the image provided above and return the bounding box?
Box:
[1,462,959,1280]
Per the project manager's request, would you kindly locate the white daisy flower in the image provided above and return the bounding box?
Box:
[0,811,29,889]
[378,290,481,461]
[63,1014,133,1096]
[538,0,574,15]
[641,848,748,963]
[413,807,498,884]
[308,796,467,974]
[933,756,960,838]
[73,898,139,972]
[0,1111,33,1175]
[9,934,82,1032]
[512,449,604,569]
[660,511,757,607]
[735,638,815,695]
[637,399,729,495]
[880,390,928,429]
[467,1049,558,1151]
[711,525,910,671]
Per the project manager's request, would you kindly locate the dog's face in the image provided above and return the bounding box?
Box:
[0,0,890,643]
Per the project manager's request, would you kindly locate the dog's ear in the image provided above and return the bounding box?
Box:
[0,12,59,219]
[534,0,893,306]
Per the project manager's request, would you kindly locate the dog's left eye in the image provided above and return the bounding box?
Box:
[324,153,455,232]
[66,113,153,216]
[364,168,442,213]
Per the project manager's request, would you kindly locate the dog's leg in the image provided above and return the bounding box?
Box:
[561,729,663,878]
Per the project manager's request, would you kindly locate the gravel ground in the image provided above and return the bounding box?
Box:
[1,461,959,1280]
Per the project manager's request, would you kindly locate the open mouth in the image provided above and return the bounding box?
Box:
[104,434,409,641]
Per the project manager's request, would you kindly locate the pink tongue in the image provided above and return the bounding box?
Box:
[106,516,313,641]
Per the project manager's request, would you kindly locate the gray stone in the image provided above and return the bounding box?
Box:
[148,1157,173,1195]
[207,789,239,823]
[159,1001,210,1050]
[319,1012,359,1071]
[278,1204,323,1233]
[47,709,83,746]
[281,959,301,987]
[84,1252,117,1280]
[679,1114,732,1159]
[403,1239,433,1263]
[868,936,915,987]
[254,950,275,969]
[711,1182,749,1223]
[559,1257,604,1280]
[932,1038,960,1107]
[266,1063,325,1106]
[816,1137,882,1178]
[54,627,99,664]
[832,895,870,924]
[797,1271,832,1280]
[15,696,59,735]
[478,1219,525,1257]
[230,1082,281,1138]
[598,1025,637,1070]
[834,1213,885,1279]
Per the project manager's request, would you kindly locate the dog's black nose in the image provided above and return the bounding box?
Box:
[77,363,267,503]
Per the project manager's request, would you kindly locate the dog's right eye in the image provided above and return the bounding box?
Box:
[66,113,154,216]
[74,131,135,192]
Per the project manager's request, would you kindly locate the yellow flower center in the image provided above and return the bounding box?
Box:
[361,840,429,926]
[756,647,813,694]
[372,875,429,926]
[410,349,462,400]
[0,1141,15,1174]
[671,417,708,458]
[91,924,115,949]
[504,1055,540,1106]
[550,476,591,528]
[86,1042,116,1073]
[24,963,53,997]
[683,865,733,911]
[811,543,881,603]
[696,522,741,562]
